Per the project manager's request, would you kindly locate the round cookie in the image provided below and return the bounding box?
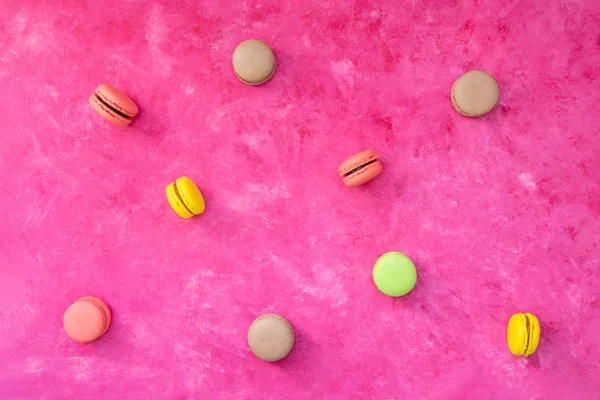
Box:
[63,297,111,343]
[247,314,294,361]
[232,40,276,85]
[451,70,499,117]
[372,252,417,297]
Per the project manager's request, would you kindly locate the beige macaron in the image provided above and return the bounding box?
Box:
[232,40,276,85]
[247,314,294,361]
[451,70,499,117]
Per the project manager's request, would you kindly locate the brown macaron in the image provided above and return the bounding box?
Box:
[247,314,294,362]
[232,40,276,85]
[451,70,499,117]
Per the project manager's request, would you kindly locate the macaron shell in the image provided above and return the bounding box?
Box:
[338,149,379,176]
[89,94,131,126]
[175,177,205,215]
[372,252,417,297]
[95,83,139,117]
[63,297,111,343]
[343,161,383,187]
[166,183,194,219]
[507,313,527,355]
[248,314,294,362]
[524,313,540,356]
[451,70,499,117]
[232,40,276,85]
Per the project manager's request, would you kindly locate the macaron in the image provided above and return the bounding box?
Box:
[248,314,294,362]
[372,252,417,297]
[507,312,540,356]
[63,297,111,343]
[232,40,276,85]
[338,149,383,187]
[451,70,499,117]
[166,176,205,219]
[89,83,138,126]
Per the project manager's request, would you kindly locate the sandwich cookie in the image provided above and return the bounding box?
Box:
[63,297,111,343]
[338,149,383,187]
[232,40,276,85]
[89,83,138,126]
[166,176,206,219]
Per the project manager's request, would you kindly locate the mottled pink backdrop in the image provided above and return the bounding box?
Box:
[1,0,599,399]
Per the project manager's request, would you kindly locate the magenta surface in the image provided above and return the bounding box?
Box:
[1,1,600,399]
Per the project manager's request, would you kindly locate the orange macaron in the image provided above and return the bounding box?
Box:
[338,149,383,187]
[63,297,111,343]
[89,83,138,126]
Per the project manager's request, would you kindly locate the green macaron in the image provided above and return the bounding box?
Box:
[372,252,417,297]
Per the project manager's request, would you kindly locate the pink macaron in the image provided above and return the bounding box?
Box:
[63,297,112,343]
[338,149,383,187]
[89,83,138,126]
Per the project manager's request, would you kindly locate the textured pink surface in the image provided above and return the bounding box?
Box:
[1,0,599,398]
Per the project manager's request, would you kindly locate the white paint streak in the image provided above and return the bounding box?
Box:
[25,357,44,374]
[184,270,215,295]
[302,34,312,48]
[277,103,294,118]
[421,219,433,230]
[226,182,291,212]
[184,85,195,95]
[25,32,43,52]
[304,263,349,306]
[12,8,53,56]
[239,132,262,150]
[24,203,52,229]
[67,356,93,381]
[246,182,291,199]
[330,60,356,98]
[145,5,174,76]
[206,108,226,131]
[331,60,355,76]
[518,172,536,191]
[12,9,28,34]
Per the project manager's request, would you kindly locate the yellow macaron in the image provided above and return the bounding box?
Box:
[166,176,205,219]
[507,312,540,356]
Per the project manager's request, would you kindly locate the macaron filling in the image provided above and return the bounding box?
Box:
[524,315,531,352]
[94,93,132,120]
[235,63,276,85]
[343,159,378,177]
[173,182,195,216]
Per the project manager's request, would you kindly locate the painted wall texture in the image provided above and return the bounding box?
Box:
[1,0,599,399]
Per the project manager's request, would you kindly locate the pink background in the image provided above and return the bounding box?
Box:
[1,0,599,399]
